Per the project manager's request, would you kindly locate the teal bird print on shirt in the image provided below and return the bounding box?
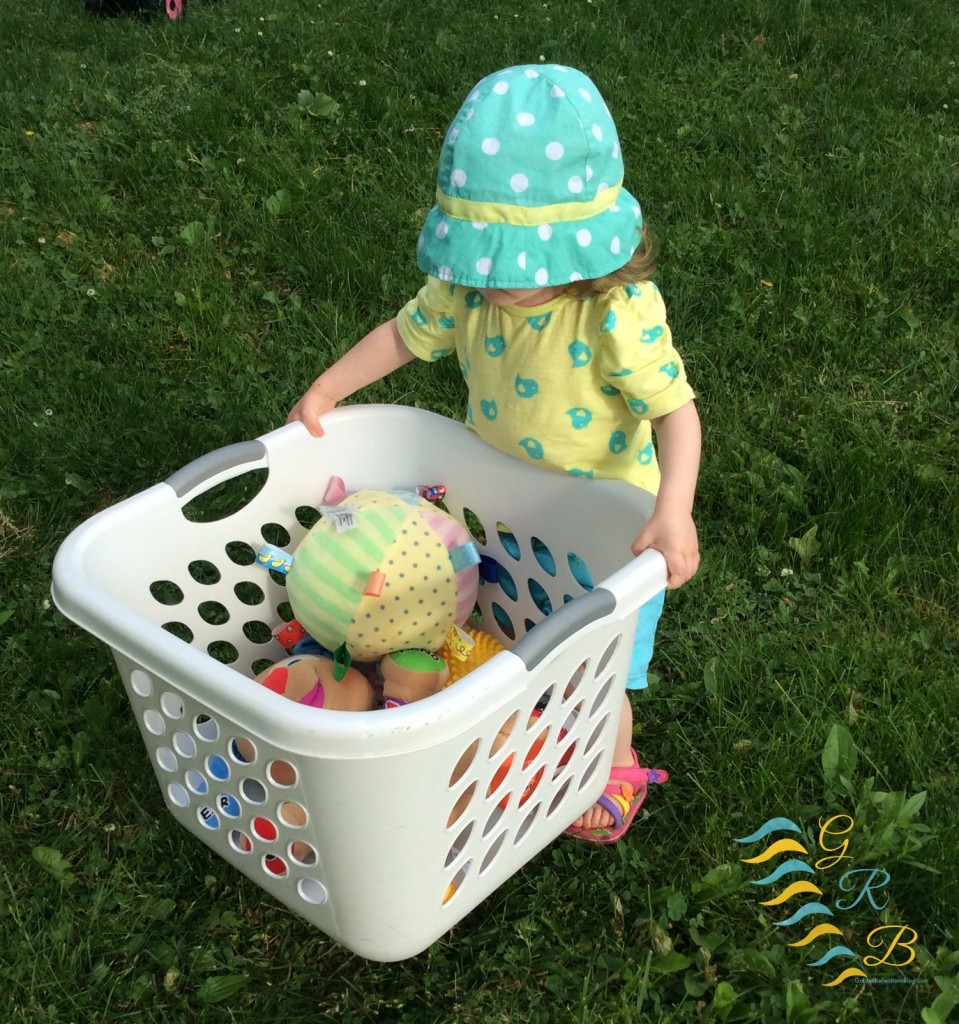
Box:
[527,313,552,331]
[627,397,649,415]
[519,438,544,460]
[625,284,642,299]
[485,335,507,357]
[600,383,621,397]
[637,442,655,465]
[568,340,592,367]
[439,316,456,329]
[464,290,484,308]
[566,408,593,429]
[481,399,498,421]
[609,430,628,454]
[600,310,617,333]
[515,375,539,398]
[641,325,664,344]
[660,361,679,379]
[410,307,428,327]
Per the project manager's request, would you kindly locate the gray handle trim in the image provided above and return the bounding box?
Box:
[511,587,617,671]
[165,440,268,499]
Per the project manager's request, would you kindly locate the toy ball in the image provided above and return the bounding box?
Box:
[439,628,505,685]
[286,490,480,662]
[254,655,374,712]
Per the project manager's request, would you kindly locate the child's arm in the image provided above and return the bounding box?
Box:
[631,400,701,589]
[287,318,416,437]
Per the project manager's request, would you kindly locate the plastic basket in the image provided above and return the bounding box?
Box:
[51,405,667,961]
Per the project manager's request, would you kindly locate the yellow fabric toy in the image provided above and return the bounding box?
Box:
[439,627,505,684]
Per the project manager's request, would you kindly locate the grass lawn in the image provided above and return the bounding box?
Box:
[1,0,957,1020]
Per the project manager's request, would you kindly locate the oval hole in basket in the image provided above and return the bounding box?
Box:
[198,601,230,626]
[597,635,620,676]
[149,580,183,606]
[298,878,328,905]
[241,779,268,806]
[295,505,322,529]
[207,641,239,664]
[567,552,594,591]
[229,829,253,854]
[143,709,165,736]
[447,782,476,829]
[527,579,553,617]
[478,831,508,876]
[268,760,298,787]
[562,662,589,701]
[514,803,540,845]
[129,670,153,698]
[482,805,504,839]
[206,754,231,781]
[547,777,573,817]
[155,747,177,773]
[491,603,515,642]
[278,801,307,828]
[531,537,557,576]
[162,621,194,644]
[461,507,487,545]
[496,522,521,560]
[225,540,257,566]
[261,522,291,547]
[449,739,480,788]
[251,658,275,676]
[234,581,265,606]
[182,468,268,524]
[231,737,256,764]
[496,563,517,601]
[167,782,189,808]
[188,560,221,586]
[197,805,219,830]
[577,753,603,794]
[589,677,615,717]
[173,732,197,759]
[584,715,610,756]
[447,823,474,864]
[160,691,184,719]
[217,793,241,818]
[263,854,287,877]
[488,713,518,758]
[290,841,317,867]
[243,620,273,644]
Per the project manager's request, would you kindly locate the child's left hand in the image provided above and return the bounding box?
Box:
[631,511,700,589]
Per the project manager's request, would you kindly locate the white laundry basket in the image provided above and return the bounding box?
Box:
[51,405,667,961]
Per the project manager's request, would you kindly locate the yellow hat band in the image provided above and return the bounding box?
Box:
[436,180,623,227]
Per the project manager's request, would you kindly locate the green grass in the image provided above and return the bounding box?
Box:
[2,0,958,1020]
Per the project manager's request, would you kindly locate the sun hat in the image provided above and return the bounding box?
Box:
[416,64,643,290]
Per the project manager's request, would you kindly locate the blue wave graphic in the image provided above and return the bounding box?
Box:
[807,946,858,966]
[734,816,803,844]
[774,902,835,927]
[751,858,816,886]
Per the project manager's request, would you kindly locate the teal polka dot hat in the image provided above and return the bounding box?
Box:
[417,64,643,290]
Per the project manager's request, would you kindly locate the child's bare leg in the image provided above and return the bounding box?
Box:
[569,694,634,830]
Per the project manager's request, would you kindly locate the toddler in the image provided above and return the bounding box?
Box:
[288,64,701,843]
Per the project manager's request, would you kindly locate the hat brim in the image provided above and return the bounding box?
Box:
[416,186,644,290]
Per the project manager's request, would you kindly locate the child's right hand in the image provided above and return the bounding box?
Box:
[287,383,338,438]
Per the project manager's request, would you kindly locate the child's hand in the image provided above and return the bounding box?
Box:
[631,511,700,589]
[287,383,338,438]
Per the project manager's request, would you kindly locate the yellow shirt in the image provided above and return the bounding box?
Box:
[397,277,695,493]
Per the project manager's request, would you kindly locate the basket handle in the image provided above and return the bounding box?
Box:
[165,439,269,501]
[511,588,617,670]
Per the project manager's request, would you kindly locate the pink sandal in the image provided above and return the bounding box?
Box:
[565,749,668,844]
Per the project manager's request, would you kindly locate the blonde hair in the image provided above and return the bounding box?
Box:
[565,226,657,299]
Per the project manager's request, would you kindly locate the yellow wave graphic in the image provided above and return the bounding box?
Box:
[760,880,823,906]
[788,923,844,947]
[823,967,867,987]
[741,838,809,863]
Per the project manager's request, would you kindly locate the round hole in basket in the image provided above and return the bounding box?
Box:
[278,801,307,829]
[207,641,239,664]
[531,537,557,576]
[261,522,291,547]
[217,793,241,819]
[263,854,288,878]
[567,552,594,591]
[289,841,317,867]
[167,782,189,808]
[229,829,253,854]
[162,621,193,644]
[155,747,177,773]
[129,669,153,698]
[184,769,207,794]
[225,540,257,566]
[295,505,321,529]
[173,732,197,760]
[198,601,230,626]
[159,691,184,720]
[198,805,219,830]
[268,760,298,788]
[251,658,274,676]
[234,580,265,606]
[478,831,508,876]
[241,778,268,805]
[230,737,256,764]
[242,620,273,645]
[298,878,328,906]
[528,579,553,617]
[206,754,230,781]
[194,714,219,743]
[188,560,221,586]
[252,817,278,843]
[149,580,184,606]
[143,709,165,736]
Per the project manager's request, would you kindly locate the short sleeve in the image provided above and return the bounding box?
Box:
[396,276,458,362]
[597,284,695,420]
